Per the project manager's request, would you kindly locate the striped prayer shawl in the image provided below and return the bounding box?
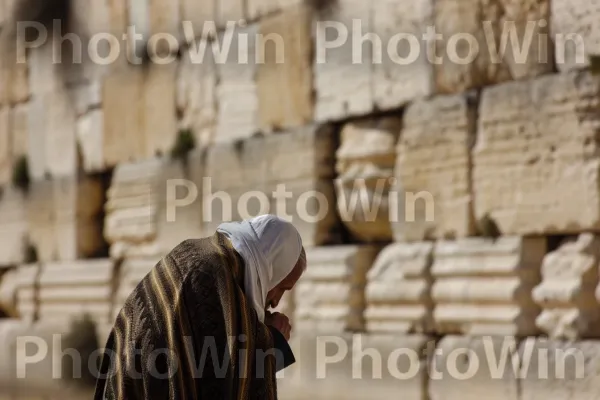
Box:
[94,232,278,400]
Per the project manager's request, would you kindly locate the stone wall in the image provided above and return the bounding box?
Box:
[0,0,599,399]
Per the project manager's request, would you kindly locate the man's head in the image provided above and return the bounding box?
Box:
[266,247,306,309]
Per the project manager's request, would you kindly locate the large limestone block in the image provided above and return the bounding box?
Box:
[127,0,181,56]
[105,152,205,259]
[204,125,340,246]
[278,333,430,400]
[336,118,400,242]
[143,63,178,158]
[215,24,260,143]
[474,71,600,235]
[181,0,216,43]
[2,264,40,321]
[552,0,600,72]
[365,242,433,334]
[429,336,520,400]
[313,0,374,122]
[103,64,178,167]
[27,177,105,262]
[372,0,434,110]
[0,37,29,106]
[519,337,600,400]
[533,234,600,339]
[257,5,313,132]
[217,0,246,27]
[11,103,29,159]
[247,0,301,20]
[432,237,546,336]
[76,109,105,173]
[434,0,552,94]
[0,107,9,185]
[177,43,217,148]
[37,260,115,342]
[0,188,28,266]
[393,94,476,242]
[295,245,381,333]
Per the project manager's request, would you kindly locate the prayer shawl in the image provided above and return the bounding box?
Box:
[94,233,278,400]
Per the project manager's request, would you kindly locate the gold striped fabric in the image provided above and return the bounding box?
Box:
[94,233,278,400]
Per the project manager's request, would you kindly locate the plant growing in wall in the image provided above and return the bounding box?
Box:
[23,241,38,264]
[11,156,30,193]
[170,128,196,166]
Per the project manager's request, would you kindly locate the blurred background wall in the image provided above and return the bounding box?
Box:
[0,0,600,398]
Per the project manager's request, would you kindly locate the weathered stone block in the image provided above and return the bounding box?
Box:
[27,177,105,262]
[278,334,430,400]
[77,109,106,173]
[217,0,246,27]
[1,264,40,321]
[393,94,476,242]
[0,188,28,266]
[105,152,205,259]
[37,260,115,342]
[177,43,217,148]
[215,24,260,143]
[533,234,600,340]
[11,103,29,159]
[181,0,216,43]
[127,0,180,56]
[429,336,520,400]
[474,71,600,235]
[295,245,381,333]
[0,38,29,106]
[434,0,552,93]
[247,0,301,20]
[313,0,374,122]
[204,125,339,247]
[432,237,546,336]
[552,0,600,72]
[0,107,9,185]
[257,5,313,132]
[102,67,145,167]
[365,242,433,334]
[519,337,600,400]
[372,0,434,110]
[336,118,400,242]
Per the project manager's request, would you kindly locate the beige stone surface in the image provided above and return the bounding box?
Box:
[27,177,105,262]
[429,335,520,400]
[247,0,301,20]
[295,245,381,333]
[177,43,217,148]
[128,0,181,56]
[181,0,216,43]
[365,242,434,334]
[0,188,28,266]
[0,107,9,185]
[552,0,600,72]
[215,24,260,143]
[313,0,374,122]
[1,264,40,321]
[76,109,105,173]
[11,103,29,159]
[257,5,313,132]
[0,37,29,106]
[474,71,600,235]
[102,67,145,167]
[336,118,400,242]
[372,0,434,110]
[37,260,115,338]
[533,234,600,340]
[432,237,546,336]
[204,125,339,247]
[105,152,205,259]
[393,94,476,242]
[217,0,246,27]
[278,333,430,400]
[519,337,600,400]
[434,0,552,94]
[143,63,178,158]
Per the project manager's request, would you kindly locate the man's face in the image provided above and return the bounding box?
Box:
[266,263,304,309]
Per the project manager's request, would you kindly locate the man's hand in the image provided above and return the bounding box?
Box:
[265,311,292,341]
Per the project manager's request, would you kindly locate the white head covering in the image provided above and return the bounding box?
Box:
[216,215,304,322]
